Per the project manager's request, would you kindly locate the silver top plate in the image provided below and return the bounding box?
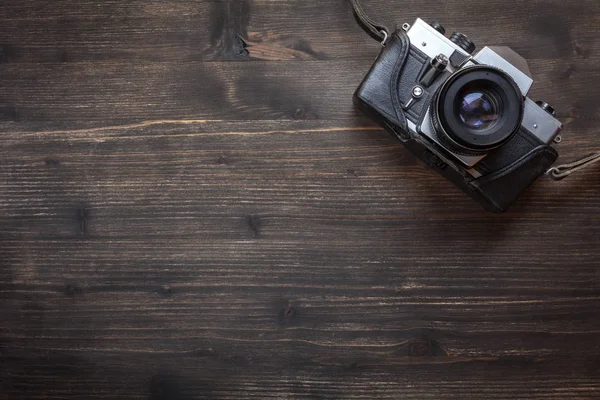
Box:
[406,18,470,73]
[522,98,562,144]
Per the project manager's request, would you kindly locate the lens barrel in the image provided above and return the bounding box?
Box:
[431,66,524,155]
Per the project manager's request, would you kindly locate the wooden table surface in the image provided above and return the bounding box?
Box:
[1,1,600,399]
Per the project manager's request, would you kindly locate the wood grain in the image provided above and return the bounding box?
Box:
[1,0,600,399]
[0,0,599,62]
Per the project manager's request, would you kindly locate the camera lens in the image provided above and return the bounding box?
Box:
[431,66,523,155]
[457,86,502,131]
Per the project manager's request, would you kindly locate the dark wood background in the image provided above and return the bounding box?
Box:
[1,0,600,398]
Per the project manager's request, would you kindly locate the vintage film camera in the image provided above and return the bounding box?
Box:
[354,18,562,212]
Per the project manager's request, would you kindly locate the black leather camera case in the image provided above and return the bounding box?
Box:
[354,30,558,213]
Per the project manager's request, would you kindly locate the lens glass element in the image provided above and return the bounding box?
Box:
[457,87,502,131]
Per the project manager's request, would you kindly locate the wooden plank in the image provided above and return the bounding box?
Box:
[2,348,599,399]
[0,57,599,127]
[0,0,598,62]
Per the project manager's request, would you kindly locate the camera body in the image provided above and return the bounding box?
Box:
[354,18,562,212]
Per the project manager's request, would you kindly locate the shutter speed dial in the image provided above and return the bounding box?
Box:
[429,22,446,35]
[450,32,476,54]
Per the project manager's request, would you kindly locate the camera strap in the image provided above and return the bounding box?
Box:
[350,0,390,44]
[546,152,600,181]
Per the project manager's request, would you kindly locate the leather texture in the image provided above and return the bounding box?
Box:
[397,46,451,124]
[353,30,559,212]
[470,145,558,212]
[354,31,411,138]
[475,127,545,174]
